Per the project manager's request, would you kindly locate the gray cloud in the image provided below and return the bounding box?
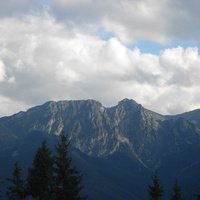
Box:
[49,0,200,44]
[1,0,200,44]
[0,0,40,17]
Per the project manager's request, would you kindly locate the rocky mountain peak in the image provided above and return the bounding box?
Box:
[1,99,200,161]
[117,98,140,109]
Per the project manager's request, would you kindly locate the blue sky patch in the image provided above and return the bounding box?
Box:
[127,40,199,55]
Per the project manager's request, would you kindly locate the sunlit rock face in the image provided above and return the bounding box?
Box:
[1,98,200,168]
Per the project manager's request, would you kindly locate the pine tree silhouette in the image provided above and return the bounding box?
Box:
[148,171,164,200]
[54,134,87,200]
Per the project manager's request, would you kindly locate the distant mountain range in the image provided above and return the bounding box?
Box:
[0,99,200,200]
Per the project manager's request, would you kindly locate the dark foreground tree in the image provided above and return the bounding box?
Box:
[148,171,164,200]
[27,140,54,200]
[170,179,185,200]
[194,194,200,200]
[54,134,87,200]
[6,162,26,200]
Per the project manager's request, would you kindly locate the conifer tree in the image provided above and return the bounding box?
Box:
[54,134,87,200]
[170,179,185,200]
[6,162,26,200]
[27,140,54,200]
[148,171,164,200]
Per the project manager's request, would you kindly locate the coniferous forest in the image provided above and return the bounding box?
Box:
[1,135,199,200]
[1,134,87,200]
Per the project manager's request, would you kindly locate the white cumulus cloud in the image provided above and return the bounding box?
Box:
[0,1,200,116]
[0,60,7,82]
[0,13,200,116]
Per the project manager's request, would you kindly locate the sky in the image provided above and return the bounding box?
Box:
[1,0,200,117]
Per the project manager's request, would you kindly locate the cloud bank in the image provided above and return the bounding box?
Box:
[0,0,200,116]
[51,0,200,44]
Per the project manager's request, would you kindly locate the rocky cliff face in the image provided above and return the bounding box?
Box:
[1,98,200,170]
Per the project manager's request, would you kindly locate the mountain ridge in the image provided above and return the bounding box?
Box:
[0,98,200,200]
[1,98,200,161]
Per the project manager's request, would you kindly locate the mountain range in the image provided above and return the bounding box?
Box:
[0,98,200,200]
